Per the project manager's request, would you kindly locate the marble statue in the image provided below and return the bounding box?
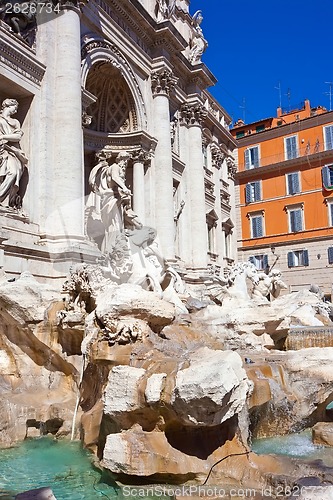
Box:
[155,0,176,22]
[251,268,287,300]
[0,98,28,210]
[188,10,208,64]
[63,225,187,315]
[88,150,142,253]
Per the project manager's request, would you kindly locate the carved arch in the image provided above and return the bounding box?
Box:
[81,35,147,131]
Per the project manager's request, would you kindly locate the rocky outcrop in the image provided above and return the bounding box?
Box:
[312,422,333,446]
[190,289,332,351]
[0,273,80,446]
[247,348,333,437]
[97,344,252,481]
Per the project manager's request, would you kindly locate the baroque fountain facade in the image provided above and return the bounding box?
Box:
[1,0,333,498]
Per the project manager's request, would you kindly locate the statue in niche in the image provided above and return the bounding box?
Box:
[188,10,208,64]
[0,98,28,210]
[155,0,176,22]
[87,150,142,253]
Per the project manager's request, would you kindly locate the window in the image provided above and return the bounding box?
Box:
[324,125,333,151]
[284,135,298,160]
[322,165,333,190]
[328,247,333,264]
[286,172,300,195]
[249,213,264,238]
[236,131,245,139]
[288,207,303,232]
[287,250,309,267]
[256,125,265,133]
[245,181,261,203]
[245,146,260,169]
[249,254,268,271]
[328,201,333,226]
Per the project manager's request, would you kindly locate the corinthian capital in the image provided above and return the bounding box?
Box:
[179,102,208,126]
[151,70,178,97]
[131,149,151,164]
[211,145,224,169]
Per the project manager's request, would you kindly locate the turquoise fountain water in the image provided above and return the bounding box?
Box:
[0,437,119,499]
[252,430,333,467]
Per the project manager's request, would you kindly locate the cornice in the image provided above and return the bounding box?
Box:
[237,111,333,147]
[83,129,157,153]
[236,149,333,180]
[0,26,45,87]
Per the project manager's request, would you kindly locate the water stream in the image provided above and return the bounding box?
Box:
[0,437,119,499]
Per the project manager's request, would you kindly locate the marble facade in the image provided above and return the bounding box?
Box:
[0,0,237,283]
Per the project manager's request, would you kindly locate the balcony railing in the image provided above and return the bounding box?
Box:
[241,141,333,170]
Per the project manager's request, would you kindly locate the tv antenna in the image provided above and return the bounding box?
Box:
[285,88,291,111]
[274,81,282,109]
[239,97,246,123]
[324,82,333,111]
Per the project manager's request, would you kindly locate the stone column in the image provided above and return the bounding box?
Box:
[180,102,208,268]
[48,1,84,239]
[132,149,148,224]
[151,69,177,261]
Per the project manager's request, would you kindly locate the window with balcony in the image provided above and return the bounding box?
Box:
[249,254,268,271]
[249,213,264,238]
[287,249,309,267]
[322,165,333,190]
[324,125,333,150]
[245,145,260,169]
[245,181,261,203]
[284,135,298,160]
[286,172,300,195]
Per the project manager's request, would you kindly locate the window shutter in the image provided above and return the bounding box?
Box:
[254,181,261,201]
[287,251,295,267]
[290,210,302,232]
[290,210,296,232]
[253,147,259,168]
[325,126,333,150]
[322,166,332,189]
[303,249,309,266]
[253,216,263,238]
[245,183,252,203]
[289,172,300,194]
[245,149,250,169]
[286,136,297,159]
[263,254,269,269]
[295,209,302,232]
[328,247,333,264]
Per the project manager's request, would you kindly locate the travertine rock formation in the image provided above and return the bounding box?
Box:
[0,272,80,446]
[248,348,333,437]
[312,422,333,446]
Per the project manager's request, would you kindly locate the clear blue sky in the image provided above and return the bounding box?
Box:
[189,0,333,125]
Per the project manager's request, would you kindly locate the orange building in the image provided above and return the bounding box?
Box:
[232,100,333,297]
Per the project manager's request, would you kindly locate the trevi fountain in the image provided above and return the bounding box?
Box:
[0,0,333,498]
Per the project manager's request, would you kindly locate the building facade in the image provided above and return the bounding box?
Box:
[0,0,237,283]
[233,100,333,297]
